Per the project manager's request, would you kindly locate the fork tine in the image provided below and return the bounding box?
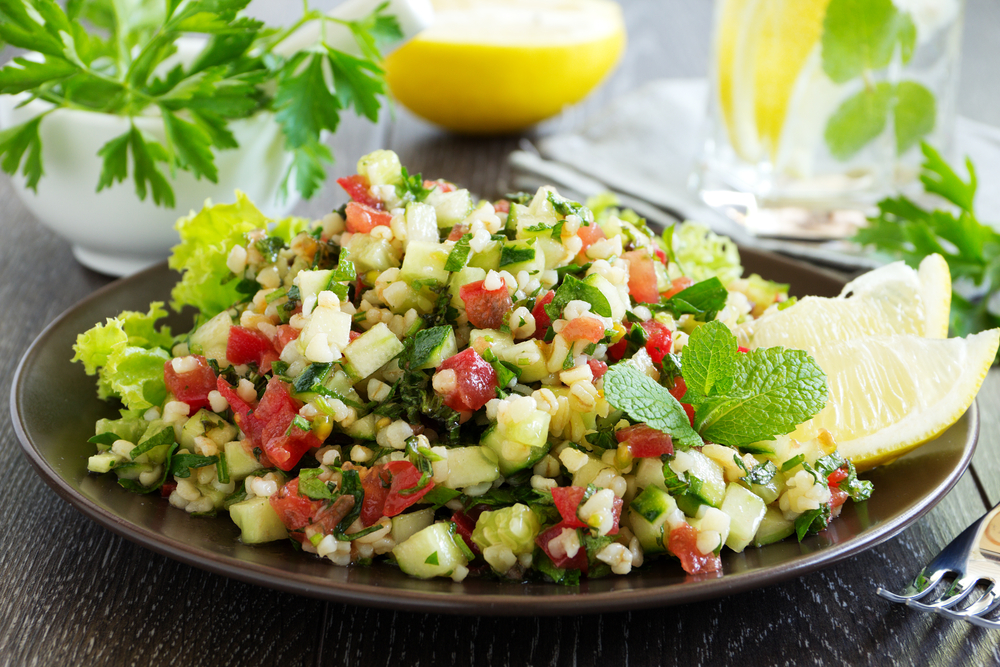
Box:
[938,583,997,621]
[877,568,950,603]
[906,574,981,611]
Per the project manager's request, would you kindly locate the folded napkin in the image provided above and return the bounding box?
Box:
[510,78,1000,272]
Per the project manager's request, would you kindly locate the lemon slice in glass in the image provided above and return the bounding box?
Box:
[741,254,951,352]
[790,329,999,471]
[384,0,626,134]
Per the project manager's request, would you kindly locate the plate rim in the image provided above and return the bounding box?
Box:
[10,256,980,616]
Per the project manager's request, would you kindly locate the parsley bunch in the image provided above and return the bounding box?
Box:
[854,142,1000,351]
[0,0,402,206]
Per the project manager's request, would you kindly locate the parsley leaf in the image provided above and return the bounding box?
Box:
[545,275,612,320]
[0,116,44,190]
[652,277,728,321]
[602,364,702,450]
[680,321,828,447]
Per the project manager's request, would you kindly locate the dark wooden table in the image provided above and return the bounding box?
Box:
[4,1,1000,665]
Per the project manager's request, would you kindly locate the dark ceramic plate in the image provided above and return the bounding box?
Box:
[11,249,978,616]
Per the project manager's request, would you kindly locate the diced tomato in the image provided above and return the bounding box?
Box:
[663,276,694,299]
[608,321,631,361]
[738,346,750,354]
[653,248,668,265]
[275,325,300,354]
[616,424,674,458]
[531,291,555,339]
[345,201,393,234]
[588,359,608,379]
[349,330,361,342]
[608,496,624,536]
[451,509,482,555]
[160,482,177,498]
[561,317,605,343]
[828,468,849,486]
[425,179,456,193]
[576,221,606,257]
[227,325,279,373]
[667,377,696,427]
[359,464,392,527]
[623,250,660,304]
[381,460,435,517]
[163,355,217,412]
[217,377,320,471]
[436,348,498,412]
[447,223,469,241]
[536,524,589,572]
[830,487,849,509]
[270,477,356,543]
[668,522,722,575]
[492,199,510,214]
[551,486,588,528]
[640,320,672,364]
[460,279,513,329]
[337,174,382,209]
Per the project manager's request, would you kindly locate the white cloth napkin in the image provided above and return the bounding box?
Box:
[510,78,1000,271]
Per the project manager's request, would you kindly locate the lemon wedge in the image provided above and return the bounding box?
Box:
[715,0,831,161]
[788,329,999,471]
[741,254,951,352]
[383,0,626,134]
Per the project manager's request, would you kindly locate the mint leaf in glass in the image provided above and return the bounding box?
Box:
[895,81,936,154]
[823,82,893,160]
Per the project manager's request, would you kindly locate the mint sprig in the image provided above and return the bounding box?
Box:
[680,322,828,447]
[602,364,702,451]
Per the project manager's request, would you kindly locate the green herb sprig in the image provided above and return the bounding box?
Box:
[0,0,402,206]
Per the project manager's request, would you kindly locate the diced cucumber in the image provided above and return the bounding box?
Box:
[410,326,458,370]
[628,485,677,555]
[683,450,727,508]
[480,408,551,476]
[747,469,786,505]
[348,234,402,273]
[583,273,627,321]
[189,310,232,364]
[180,409,236,450]
[499,239,545,276]
[753,507,796,547]
[297,269,334,316]
[342,323,404,381]
[426,188,474,228]
[572,454,614,488]
[405,202,439,247]
[399,241,451,286]
[135,420,175,464]
[299,307,352,359]
[344,413,377,440]
[720,482,767,552]
[634,458,667,491]
[527,187,559,222]
[467,240,501,271]
[444,446,501,490]
[392,522,469,579]
[88,452,118,474]
[225,441,263,480]
[357,149,402,186]
[498,340,548,383]
[449,267,487,308]
[229,496,289,544]
[391,507,435,544]
[468,329,514,355]
[94,416,146,445]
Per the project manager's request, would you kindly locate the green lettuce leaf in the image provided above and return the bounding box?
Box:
[72,303,172,410]
[671,222,743,286]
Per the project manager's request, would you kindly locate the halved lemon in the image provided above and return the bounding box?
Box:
[741,254,951,352]
[790,329,999,471]
[384,0,626,134]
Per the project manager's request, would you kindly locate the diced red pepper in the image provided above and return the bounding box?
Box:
[531,291,556,340]
[616,424,674,458]
[337,174,383,209]
[381,460,435,517]
[345,201,393,234]
[163,355,217,412]
[623,250,660,304]
[668,521,722,575]
[436,348,498,412]
[561,317,606,343]
[588,359,608,379]
[459,279,513,329]
[551,486,588,528]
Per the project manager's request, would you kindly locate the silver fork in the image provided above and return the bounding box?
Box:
[878,502,1000,628]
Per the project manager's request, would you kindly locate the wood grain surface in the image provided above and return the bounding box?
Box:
[3,2,1000,666]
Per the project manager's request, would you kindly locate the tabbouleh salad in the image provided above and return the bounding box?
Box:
[73,149,871,583]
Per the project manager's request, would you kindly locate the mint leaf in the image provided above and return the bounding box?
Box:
[895,81,936,154]
[821,0,907,83]
[602,364,702,450]
[824,82,893,160]
[298,468,335,500]
[681,324,828,447]
[0,116,44,190]
[546,275,612,320]
[678,321,737,399]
